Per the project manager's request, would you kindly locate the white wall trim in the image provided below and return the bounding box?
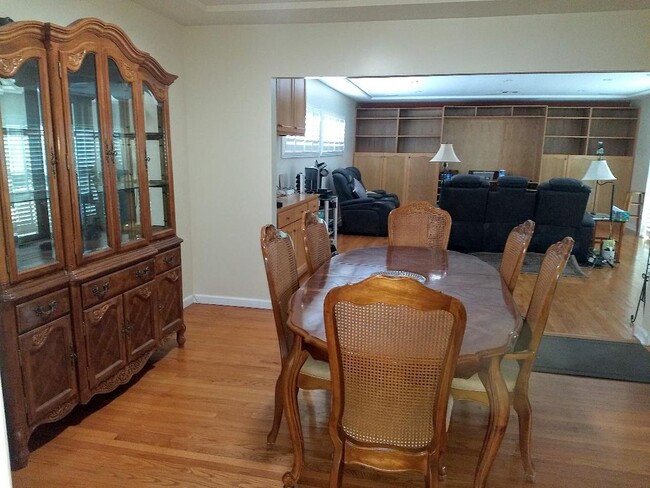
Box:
[192,294,271,310]
[183,295,196,308]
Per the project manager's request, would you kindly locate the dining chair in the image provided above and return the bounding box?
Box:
[500,220,536,293]
[260,225,331,447]
[323,274,466,488]
[388,201,452,249]
[302,211,332,277]
[450,236,574,482]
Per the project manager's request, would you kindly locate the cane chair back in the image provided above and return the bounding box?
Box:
[260,225,330,447]
[500,220,535,293]
[324,275,466,487]
[302,211,332,277]
[388,201,451,249]
[450,236,573,482]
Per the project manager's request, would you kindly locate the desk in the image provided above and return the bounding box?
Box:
[283,246,522,488]
[592,216,626,263]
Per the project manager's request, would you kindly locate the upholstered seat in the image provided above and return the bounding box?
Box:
[483,176,537,252]
[530,178,593,263]
[438,174,490,253]
[332,168,396,236]
[345,166,400,207]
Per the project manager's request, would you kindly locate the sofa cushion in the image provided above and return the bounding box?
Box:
[497,175,529,190]
[446,174,488,188]
[544,177,589,192]
[352,178,367,199]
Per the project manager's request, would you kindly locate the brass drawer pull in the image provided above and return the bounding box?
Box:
[92,282,110,298]
[33,300,58,318]
[135,266,150,280]
[163,255,175,266]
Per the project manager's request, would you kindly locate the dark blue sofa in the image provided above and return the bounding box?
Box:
[439,175,594,263]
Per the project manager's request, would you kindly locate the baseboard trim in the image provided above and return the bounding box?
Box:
[183,295,195,308]
[634,322,650,346]
[192,294,271,310]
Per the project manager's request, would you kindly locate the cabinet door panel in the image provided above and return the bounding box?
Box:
[83,295,126,389]
[106,56,143,246]
[18,315,78,425]
[156,268,182,338]
[123,282,156,360]
[64,51,112,259]
[0,51,64,282]
[353,153,385,190]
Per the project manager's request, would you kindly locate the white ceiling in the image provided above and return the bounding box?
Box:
[131,0,650,26]
[131,0,650,102]
[318,72,650,102]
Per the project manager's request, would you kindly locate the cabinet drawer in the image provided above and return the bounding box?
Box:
[17,288,71,335]
[155,247,181,274]
[82,259,155,308]
[277,206,302,228]
[308,198,319,213]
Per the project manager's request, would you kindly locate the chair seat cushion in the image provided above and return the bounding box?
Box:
[301,355,331,381]
[451,358,520,392]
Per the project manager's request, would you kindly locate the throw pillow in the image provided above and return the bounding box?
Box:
[352,178,367,199]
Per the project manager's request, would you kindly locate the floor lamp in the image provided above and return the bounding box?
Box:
[430,143,461,181]
[582,154,616,266]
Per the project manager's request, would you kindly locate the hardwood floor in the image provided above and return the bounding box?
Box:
[10,231,650,487]
[11,304,650,487]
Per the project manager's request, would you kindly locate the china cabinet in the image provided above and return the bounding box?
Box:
[0,18,184,469]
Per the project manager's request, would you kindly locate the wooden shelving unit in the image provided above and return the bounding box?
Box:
[543,106,638,156]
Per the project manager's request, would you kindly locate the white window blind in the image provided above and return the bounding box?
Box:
[282,108,345,158]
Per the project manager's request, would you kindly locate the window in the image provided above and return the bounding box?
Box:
[282,107,345,158]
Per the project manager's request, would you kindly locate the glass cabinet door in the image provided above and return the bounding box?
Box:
[108,58,142,244]
[142,83,172,235]
[0,57,59,275]
[67,53,110,256]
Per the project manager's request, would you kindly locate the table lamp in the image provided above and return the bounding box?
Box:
[581,143,616,220]
[430,143,461,181]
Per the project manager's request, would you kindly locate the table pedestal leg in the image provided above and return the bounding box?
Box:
[474,355,510,488]
[282,335,308,488]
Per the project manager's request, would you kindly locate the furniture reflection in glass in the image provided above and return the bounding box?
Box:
[143,83,173,235]
[1,58,58,273]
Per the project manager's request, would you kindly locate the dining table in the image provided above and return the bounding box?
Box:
[281,245,523,488]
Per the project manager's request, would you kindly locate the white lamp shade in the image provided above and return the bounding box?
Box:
[430,143,461,164]
[581,159,616,181]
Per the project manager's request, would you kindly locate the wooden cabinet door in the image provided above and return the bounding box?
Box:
[276,78,295,135]
[292,78,306,135]
[539,155,568,183]
[156,268,183,338]
[123,282,156,360]
[404,154,439,204]
[353,153,385,190]
[18,316,78,425]
[83,296,126,389]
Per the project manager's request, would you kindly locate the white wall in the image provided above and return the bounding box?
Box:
[183,11,650,304]
[275,79,357,193]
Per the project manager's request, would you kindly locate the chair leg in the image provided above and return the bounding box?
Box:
[513,391,536,482]
[329,441,344,488]
[267,373,284,447]
[438,426,448,481]
[425,453,439,488]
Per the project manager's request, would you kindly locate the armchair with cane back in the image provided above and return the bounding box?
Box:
[302,211,333,277]
[388,201,452,249]
[499,220,536,293]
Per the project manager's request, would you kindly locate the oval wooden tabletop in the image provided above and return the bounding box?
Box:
[289,246,522,365]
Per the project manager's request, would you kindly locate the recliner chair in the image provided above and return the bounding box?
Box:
[332,168,396,236]
[344,166,400,207]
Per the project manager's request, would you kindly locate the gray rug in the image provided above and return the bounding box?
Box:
[470,252,587,278]
[533,335,650,383]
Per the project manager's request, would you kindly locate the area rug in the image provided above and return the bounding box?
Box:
[470,252,588,278]
[533,335,650,383]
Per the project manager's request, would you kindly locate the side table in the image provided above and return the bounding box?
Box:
[592,215,626,263]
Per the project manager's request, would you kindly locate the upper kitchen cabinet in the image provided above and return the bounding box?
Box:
[46,18,175,265]
[276,77,306,136]
[0,22,64,284]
